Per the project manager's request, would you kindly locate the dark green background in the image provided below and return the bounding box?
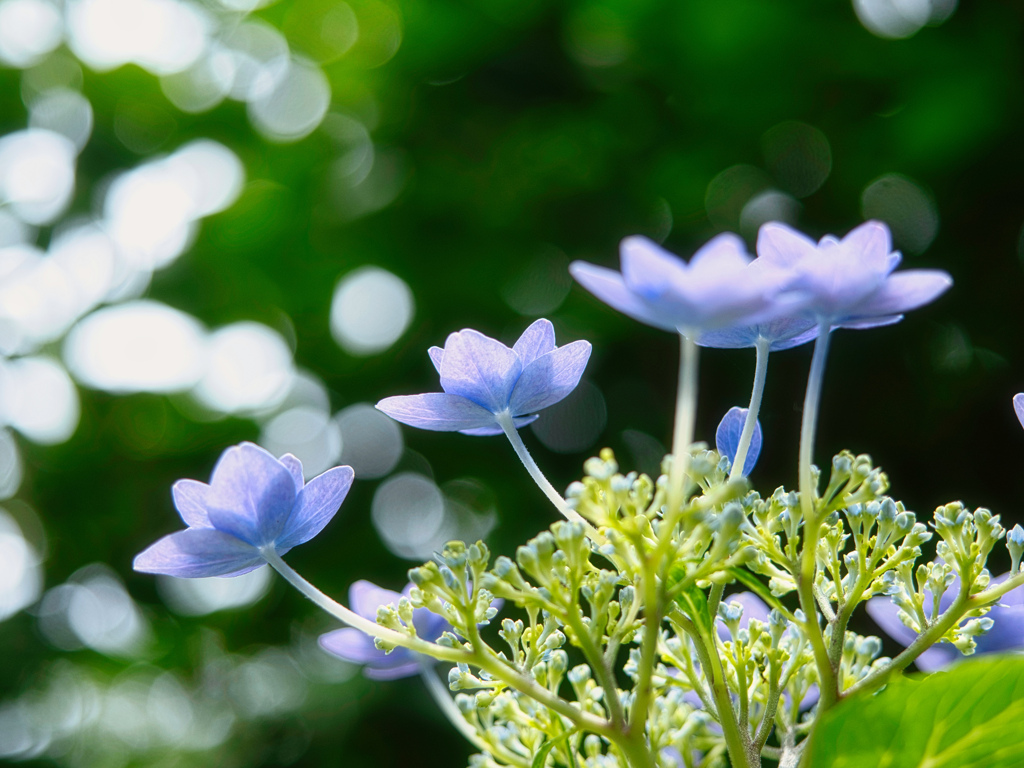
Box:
[3,1,1024,766]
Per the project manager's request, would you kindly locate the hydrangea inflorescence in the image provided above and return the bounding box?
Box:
[134,220,1024,768]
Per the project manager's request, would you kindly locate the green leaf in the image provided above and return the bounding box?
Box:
[530,726,578,768]
[668,570,713,638]
[805,656,1024,768]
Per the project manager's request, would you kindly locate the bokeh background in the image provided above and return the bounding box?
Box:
[0,0,1022,766]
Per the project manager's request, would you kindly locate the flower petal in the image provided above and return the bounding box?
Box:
[512,319,556,367]
[377,393,498,432]
[844,270,952,320]
[715,591,770,640]
[133,528,263,578]
[205,443,297,547]
[438,329,521,413]
[570,261,678,331]
[279,453,305,492]
[349,579,403,619]
[756,222,817,268]
[837,220,893,275]
[508,340,592,415]
[715,407,762,475]
[172,479,212,528]
[1014,394,1024,430]
[319,628,421,679]
[834,315,903,330]
[428,346,444,373]
[276,465,354,550]
[865,596,918,647]
[619,235,687,301]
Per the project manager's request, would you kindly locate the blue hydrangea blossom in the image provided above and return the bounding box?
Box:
[319,581,451,680]
[376,319,591,435]
[715,406,763,475]
[570,234,800,337]
[134,442,354,578]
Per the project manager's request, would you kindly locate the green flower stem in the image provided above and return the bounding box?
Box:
[845,570,1024,699]
[795,322,839,710]
[668,332,700,512]
[729,336,771,481]
[627,557,662,756]
[263,549,469,664]
[497,411,590,529]
[671,613,755,768]
[419,667,497,757]
[753,654,783,752]
[565,601,627,730]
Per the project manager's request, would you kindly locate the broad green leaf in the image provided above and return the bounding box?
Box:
[805,656,1024,768]
[668,569,714,638]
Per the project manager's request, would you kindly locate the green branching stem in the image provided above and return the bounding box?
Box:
[730,336,771,481]
[627,557,662,758]
[420,667,499,757]
[565,601,627,730]
[263,550,470,664]
[795,322,839,709]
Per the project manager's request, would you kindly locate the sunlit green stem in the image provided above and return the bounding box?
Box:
[263,549,468,664]
[420,667,493,754]
[497,411,587,527]
[795,322,839,709]
[729,337,771,481]
[668,332,700,512]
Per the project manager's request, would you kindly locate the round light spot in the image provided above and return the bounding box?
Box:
[335,402,403,479]
[160,48,235,114]
[0,430,23,500]
[371,472,445,560]
[0,210,29,248]
[192,322,294,414]
[63,300,207,393]
[705,164,771,232]
[157,567,272,616]
[0,356,79,445]
[0,0,63,68]
[330,266,414,355]
[221,21,290,102]
[739,189,801,240]
[260,406,341,478]
[0,509,41,622]
[0,244,82,353]
[49,223,120,311]
[28,89,94,151]
[530,379,607,454]
[248,57,331,142]
[564,5,631,68]
[761,121,832,198]
[861,172,939,254]
[0,129,77,226]
[164,140,245,217]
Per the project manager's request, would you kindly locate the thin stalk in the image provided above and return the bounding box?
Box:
[668,332,700,513]
[263,549,468,664]
[730,337,771,481]
[420,667,492,753]
[795,322,838,709]
[497,411,588,527]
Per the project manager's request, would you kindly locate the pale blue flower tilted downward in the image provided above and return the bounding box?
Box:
[376,318,591,435]
[319,581,451,680]
[569,233,798,337]
[715,407,763,475]
[133,442,354,578]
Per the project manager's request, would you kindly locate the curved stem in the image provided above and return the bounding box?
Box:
[420,667,491,753]
[729,337,771,481]
[497,411,587,527]
[263,550,468,664]
[795,323,838,709]
[669,332,700,512]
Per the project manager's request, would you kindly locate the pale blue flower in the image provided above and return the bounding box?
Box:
[134,442,354,578]
[1014,393,1024,429]
[756,221,952,328]
[570,234,798,336]
[319,581,450,680]
[376,319,591,435]
[866,573,1024,671]
[715,407,762,475]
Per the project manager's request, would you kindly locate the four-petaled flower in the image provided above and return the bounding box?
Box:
[319,581,451,680]
[134,442,354,578]
[376,318,591,435]
[569,233,798,337]
[756,221,952,329]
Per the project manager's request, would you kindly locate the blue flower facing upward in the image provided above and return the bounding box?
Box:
[133,442,354,578]
[319,581,451,680]
[715,406,763,476]
[376,318,591,435]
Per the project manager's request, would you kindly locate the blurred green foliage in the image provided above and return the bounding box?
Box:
[2,0,1024,766]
